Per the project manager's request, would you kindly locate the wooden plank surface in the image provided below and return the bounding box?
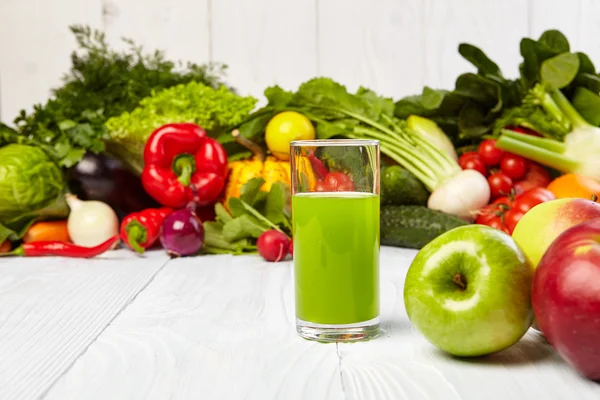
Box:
[102,0,211,65]
[317,0,425,98]
[422,0,529,90]
[0,0,102,121]
[43,247,600,399]
[0,250,170,400]
[45,254,343,400]
[337,249,600,400]
[210,0,318,101]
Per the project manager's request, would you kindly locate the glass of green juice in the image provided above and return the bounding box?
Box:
[290,139,380,343]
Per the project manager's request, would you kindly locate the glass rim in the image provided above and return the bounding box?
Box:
[290,139,379,147]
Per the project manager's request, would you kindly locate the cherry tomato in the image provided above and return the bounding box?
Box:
[486,217,510,234]
[507,126,542,137]
[459,153,488,176]
[492,196,513,208]
[314,172,355,192]
[487,172,513,199]
[512,187,555,214]
[475,187,555,234]
[500,153,527,180]
[513,163,552,195]
[504,209,525,233]
[478,139,504,166]
[476,204,502,225]
[458,151,479,164]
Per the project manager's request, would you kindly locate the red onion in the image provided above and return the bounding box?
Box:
[160,206,204,257]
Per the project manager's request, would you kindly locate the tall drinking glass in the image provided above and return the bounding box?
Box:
[290,139,380,343]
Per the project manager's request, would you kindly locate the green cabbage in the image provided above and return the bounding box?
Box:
[0,144,68,243]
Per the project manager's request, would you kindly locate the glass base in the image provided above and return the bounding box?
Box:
[296,317,380,343]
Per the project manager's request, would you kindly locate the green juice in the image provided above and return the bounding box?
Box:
[292,192,380,325]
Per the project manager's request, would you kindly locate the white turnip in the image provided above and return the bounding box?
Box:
[427,169,491,221]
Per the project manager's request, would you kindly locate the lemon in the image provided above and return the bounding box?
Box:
[265,111,315,161]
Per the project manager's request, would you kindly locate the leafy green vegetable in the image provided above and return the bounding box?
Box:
[540,52,580,90]
[572,87,600,126]
[4,25,229,168]
[237,78,460,192]
[202,178,292,255]
[394,28,600,145]
[104,81,257,173]
[458,43,503,78]
[496,83,600,180]
[0,144,69,243]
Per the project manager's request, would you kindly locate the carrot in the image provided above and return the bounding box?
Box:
[0,240,11,253]
[23,220,71,243]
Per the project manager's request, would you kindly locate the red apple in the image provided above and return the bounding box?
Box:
[532,218,600,381]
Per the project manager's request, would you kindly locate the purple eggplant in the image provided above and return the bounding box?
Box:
[67,153,159,220]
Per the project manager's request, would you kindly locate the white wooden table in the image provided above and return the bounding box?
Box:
[0,246,599,400]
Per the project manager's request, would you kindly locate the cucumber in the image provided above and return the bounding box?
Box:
[380,205,469,249]
[380,165,429,206]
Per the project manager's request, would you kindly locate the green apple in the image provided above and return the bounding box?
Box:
[403,224,534,357]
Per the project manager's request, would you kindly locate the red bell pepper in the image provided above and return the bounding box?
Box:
[141,123,229,208]
[120,207,172,254]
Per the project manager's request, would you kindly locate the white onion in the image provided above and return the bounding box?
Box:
[427,169,490,221]
[66,194,119,247]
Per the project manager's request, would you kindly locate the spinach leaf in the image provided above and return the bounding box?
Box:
[458,44,503,78]
[572,87,600,126]
[222,214,268,242]
[240,177,267,206]
[454,73,503,110]
[541,52,580,89]
[458,101,491,138]
[263,182,291,230]
[577,52,596,74]
[539,30,570,53]
[519,38,543,88]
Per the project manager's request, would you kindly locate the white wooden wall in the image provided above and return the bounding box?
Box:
[1,0,600,122]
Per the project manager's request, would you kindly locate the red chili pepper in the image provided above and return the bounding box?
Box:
[120,207,172,254]
[307,150,329,181]
[314,172,355,192]
[141,123,229,208]
[9,235,119,258]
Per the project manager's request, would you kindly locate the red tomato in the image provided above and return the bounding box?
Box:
[512,187,556,214]
[492,196,512,208]
[487,217,510,234]
[513,163,552,195]
[478,139,504,166]
[507,126,542,137]
[314,172,355,192]
[459,154,488,176]
[500,153,527,180]
[487,172,513,199]
[475,187,556,234]
[504,209,525,233]
[476,204,501,225]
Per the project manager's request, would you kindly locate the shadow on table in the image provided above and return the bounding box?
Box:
[380,316,412,334]
[434,330,558,367]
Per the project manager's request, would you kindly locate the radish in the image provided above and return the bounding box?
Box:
[427,169,491,221]
[257,230,290,262]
